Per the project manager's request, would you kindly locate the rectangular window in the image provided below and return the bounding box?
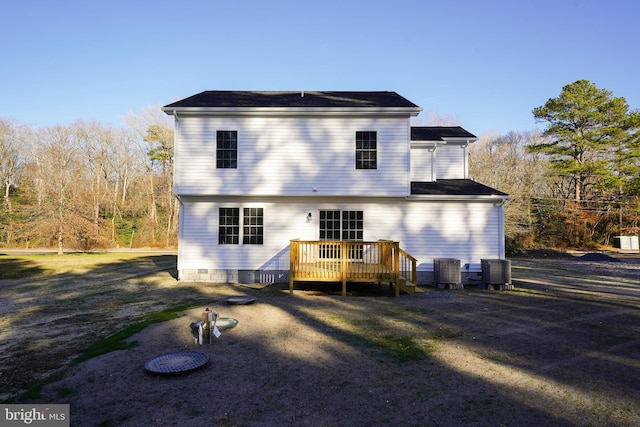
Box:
[319,210,341,240]
[319,210,363,241]
[319,210,363,258]
[243,208,264,245]
[319,210,341,258]
[219,208,239,244]
[219,207,264,245]
[217,130,237,168]
[341,210,363,241]
[342,210,363,259]
[355,131,377,169]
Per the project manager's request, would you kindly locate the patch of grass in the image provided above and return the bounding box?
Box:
[0,257,49,279]
[0,252,170,279]
[5,370,70,403]
[433,326,464,340]
[72,304,195,365]
[323,310,449,362]
[12,385,43,402]
[376,336,430,362]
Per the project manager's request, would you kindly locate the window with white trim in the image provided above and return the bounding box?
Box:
[218,208,239,244]
[319,210,341,240]
[243,208,263,245]
[355,131,377,169]
[217,130,237,168]
[218,207,263,245]
[319,210,363,241]
[319,210,363,258]
[341,210,363,240]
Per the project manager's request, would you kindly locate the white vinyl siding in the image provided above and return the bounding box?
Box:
[178,196,503,274]
[174,116,410,196]
[179,197,315,272]
[435,145,465,179]
[410,146,434,182]
[398,202,502,270]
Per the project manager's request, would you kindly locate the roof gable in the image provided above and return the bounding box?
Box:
[164,90,420,109]
[411,126,477,141]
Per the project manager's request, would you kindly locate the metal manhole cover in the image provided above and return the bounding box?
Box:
[225,296,257,305]
[144,351,209,374]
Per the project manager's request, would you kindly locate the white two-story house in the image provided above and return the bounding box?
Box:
[162,91,508,291]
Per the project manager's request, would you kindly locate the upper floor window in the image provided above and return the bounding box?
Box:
[217,130,237,168]
[355,131,377,169]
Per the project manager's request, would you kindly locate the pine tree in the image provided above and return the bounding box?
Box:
[530,79,639,202]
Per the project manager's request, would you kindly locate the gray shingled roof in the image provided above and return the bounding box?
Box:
[411,179,508,196]
[411,126,476,141]
[164,91,420,109]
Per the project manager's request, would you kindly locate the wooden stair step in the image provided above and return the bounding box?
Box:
[399,280,425,296]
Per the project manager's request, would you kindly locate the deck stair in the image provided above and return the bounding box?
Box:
[398,278,425,296]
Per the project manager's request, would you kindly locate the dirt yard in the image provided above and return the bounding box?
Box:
[1,251,640,426]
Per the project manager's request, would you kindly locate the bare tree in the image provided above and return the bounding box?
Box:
[144,124,175,246]
[411,110,460,127]
[70,121,153,248]
[27,125,104,253]
[105,128,147,245]
[0,109,179,250]
[0,119,22,213]
[470,131,550,248]
[73,121,113,240]
[123,105,176,246]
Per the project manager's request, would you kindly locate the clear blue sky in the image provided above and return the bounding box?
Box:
[1,0,638,136]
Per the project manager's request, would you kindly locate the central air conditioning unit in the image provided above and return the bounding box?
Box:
[433,258,461,288]
[481,259,512,286]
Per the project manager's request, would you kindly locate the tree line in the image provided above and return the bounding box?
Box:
[470,80,640,251]
[1,80,639,252]
[0,107,175,253]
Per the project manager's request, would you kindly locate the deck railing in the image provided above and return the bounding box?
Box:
[289,240,417,296]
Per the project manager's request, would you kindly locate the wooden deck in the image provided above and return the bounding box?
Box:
[289,240,420,296]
